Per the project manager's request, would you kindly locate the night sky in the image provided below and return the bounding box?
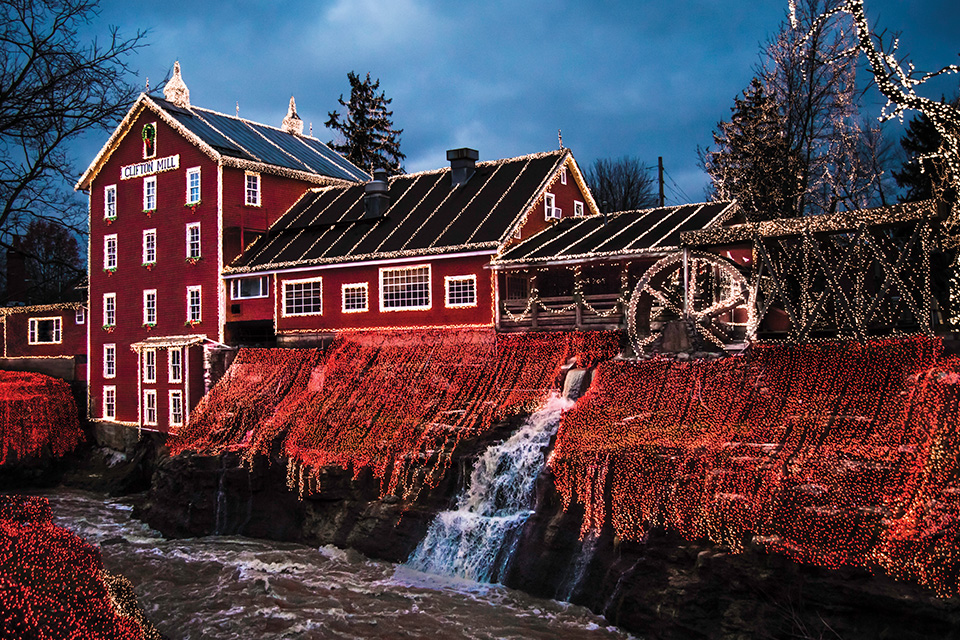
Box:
[76,0,960,204]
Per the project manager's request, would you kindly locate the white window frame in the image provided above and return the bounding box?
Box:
[143,348,157,384]
[574,200,585,217]
[169,390,184,427]
[230,276,269,300]
[103,293,116,327]
[143,229,156,265]
[143,289,157,326]
[104,185,117,220]
[143,176,157,211]
[245,172,261,207]
[168,348,183,383]
[379,265,431,312]
[103,343,116,379]
[282,277,323,317]
[341,283,369,314]
[187,286,202,323]
[545,193,560,220]
[186,167,201,205]
[444,275,478,308]
[186,222,201,259]
[75,308,85,325]
[560,167,567,185]
[143,389,157,426]
[28,317,62,345]
[103,234,118,270]
[103,386,116,420]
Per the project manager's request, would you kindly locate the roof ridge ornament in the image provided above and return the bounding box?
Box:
[164,61,190,108]
[281,96,304,135]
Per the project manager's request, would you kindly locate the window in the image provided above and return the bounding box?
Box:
[282,277,322,316]
[143,289,157,326]
[230,276,269,300]
[245,172,260,206]
[104,185,117,220]
[505,275,529,301]
[445,275,477,308]
[168,348,182,383]
[169,390,184,427]
[75,308,85,325]
[143,229,156,265]
[574,200,584,217]
[545,193,560,220]
[103,293,116,327]
[380,265,431,311]
[28,317,62,344]
[341,283,369,313]
[142,122,156,159]
[103,386,116,420]
[143,348,156,383]
[143,176,157,211]
[103,344,116,379]
[186,167,201,204]
[186,223,201,259]
[186,286,202,323]
[560,167,567,185]
[104,234,117,270]
[143,389,157,426]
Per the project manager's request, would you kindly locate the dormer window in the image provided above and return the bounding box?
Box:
[245,172,261,206]
[545,193,560,220]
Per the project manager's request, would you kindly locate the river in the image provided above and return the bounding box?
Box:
[17,488,637,640]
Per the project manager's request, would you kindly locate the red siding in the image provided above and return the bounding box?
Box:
[511,163,593,244]
[2,307,86,360]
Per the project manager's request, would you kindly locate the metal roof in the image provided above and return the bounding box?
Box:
[228,150,568,273]
[492,201,736,267]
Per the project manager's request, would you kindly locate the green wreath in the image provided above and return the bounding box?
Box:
[141,123,156,143]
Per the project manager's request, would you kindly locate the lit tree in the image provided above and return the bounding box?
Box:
[325,72,405,175]
[584,156,657,213]
[893,97,959,204]
[0,0,146,240]
[702,77,800,221]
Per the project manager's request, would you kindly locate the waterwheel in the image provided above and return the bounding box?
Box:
[627,250,750,354]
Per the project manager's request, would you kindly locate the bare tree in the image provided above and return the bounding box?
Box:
[0,0,146,243]
[584,156,658,213]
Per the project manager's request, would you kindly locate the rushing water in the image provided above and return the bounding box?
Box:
[18,489,635,640]
[407,392,574,582]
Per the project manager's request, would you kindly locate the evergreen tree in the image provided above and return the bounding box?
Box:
[893,97,959,204]
[702,78,799,221]
[326,72,405,175]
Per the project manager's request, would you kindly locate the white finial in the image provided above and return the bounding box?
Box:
[281,96,304,135]
[163,61,190,107]
[145,77,149,92]
[310,122,313,136]
[558,129,563,150]
[236,101,240,117]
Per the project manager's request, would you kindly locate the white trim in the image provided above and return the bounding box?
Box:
[186,222,201,259]
[341,282,369,313]
[230,276,269,300]
[103,293,116,327]
[281,276,323,317]
[186,166,201,204]
[103,385,116,420]
[186,285,202,323]
[379,264,431,312]
[560,167,567,185]
[143,289,157,326]
[574,200,585,217]
[168,347,183,383]
[143,347,157,384]
[143,175,157,211]
[143,389,158,426]
[245,171,261,206]
[143,228,157,265]
[28,316,62,345]
[545,192,560,220]
[222,249,498,279]
[75,308,85,325]
[103,234,118,270]
[103,343,116,379]
[444,274,478,308]
[104,184,117,220]
[169,389,184,427]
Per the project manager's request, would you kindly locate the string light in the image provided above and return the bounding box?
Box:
[551,336,960,596]
[0,371,82,465]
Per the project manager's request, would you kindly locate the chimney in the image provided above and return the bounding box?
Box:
[6,236,27,305]
[363,169,390,219]
[447,148,478,187]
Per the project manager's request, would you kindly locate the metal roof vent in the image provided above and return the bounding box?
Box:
[447,148,478,187]
[363,169,390,219]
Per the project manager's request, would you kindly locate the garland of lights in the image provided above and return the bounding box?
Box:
[500,266,634,323]
[0,371,82,466]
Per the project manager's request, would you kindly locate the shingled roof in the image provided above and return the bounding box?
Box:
[77,94,367,190]
[227,149,570,273]
[492,201,736,267]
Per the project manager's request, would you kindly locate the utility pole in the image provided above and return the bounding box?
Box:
[658,156,665,208]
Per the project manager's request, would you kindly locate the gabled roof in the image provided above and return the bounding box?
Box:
[76,94,368,190]
[492,201,736,268]
[227,149,581,274]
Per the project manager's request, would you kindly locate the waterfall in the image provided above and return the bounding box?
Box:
[406,371,585,583]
